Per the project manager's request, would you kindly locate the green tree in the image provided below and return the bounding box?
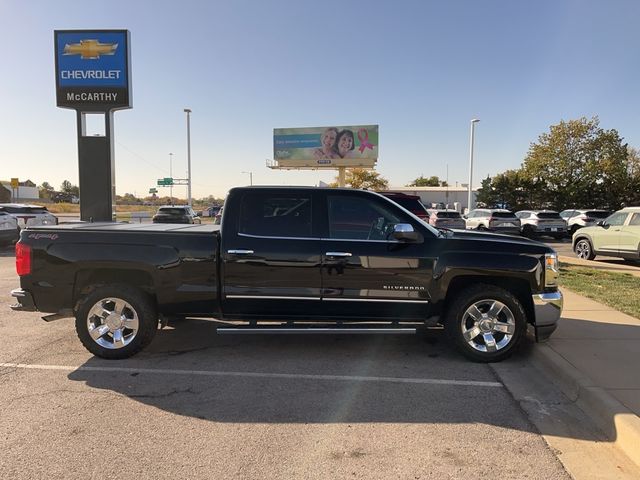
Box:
[60,180,80,197]
[38,181,54,199]
[522,117,628,209]
[407,175,447,187]
[331,168,389,190]
[626,146,640,206]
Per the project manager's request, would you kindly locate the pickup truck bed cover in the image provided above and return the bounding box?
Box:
[30,222,219,233]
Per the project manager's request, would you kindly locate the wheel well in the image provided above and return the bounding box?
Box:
[444,276,535,325]
[74,269,156,307]
[573,235,591,250]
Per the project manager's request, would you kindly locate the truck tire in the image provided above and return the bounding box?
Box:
[75,285,158,359]
[444,284,526,363]
[574,238,595,260]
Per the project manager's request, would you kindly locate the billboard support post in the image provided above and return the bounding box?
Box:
[338,167,346,188]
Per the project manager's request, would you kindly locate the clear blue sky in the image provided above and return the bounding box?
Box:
[2,0,639,198]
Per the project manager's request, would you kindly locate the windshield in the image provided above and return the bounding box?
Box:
[158,208,188,215]
[0,206,49,214]
[491,211,515,218]
[436,211,462,218]
[377,193,438,237]
[388,197,427,213]
[586,211,610,218]
[537,212,561,219]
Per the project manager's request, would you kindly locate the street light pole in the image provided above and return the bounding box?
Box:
[169,152,173,205]
[184,108,192,206]
[468,119,480,212]
[242,171,253,185]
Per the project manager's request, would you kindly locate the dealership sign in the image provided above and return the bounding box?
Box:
[54,30,132,110]
[273,125,379,168]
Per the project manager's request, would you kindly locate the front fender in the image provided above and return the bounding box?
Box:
[431,251,543,303]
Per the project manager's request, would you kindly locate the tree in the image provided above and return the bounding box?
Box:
[522,117,629,209]
[60,180,80,197]
[331,168,389,190]
[626,146,640,206]
[38,182,54,199]
[407,175,447,187]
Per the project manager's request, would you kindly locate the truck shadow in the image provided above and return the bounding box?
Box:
[64,316,636,448]
[67,320,539,432]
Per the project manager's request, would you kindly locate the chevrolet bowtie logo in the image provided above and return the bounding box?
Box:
[63,39,118,59]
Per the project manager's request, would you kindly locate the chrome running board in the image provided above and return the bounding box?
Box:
[217,327,417,335]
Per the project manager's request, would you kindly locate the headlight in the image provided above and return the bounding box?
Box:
[544,253,559,287]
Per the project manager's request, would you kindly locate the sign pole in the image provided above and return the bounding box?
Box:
[55,30,132,222]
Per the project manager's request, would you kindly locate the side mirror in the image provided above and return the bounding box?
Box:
[597,220,606,227]
[392,223,419,242]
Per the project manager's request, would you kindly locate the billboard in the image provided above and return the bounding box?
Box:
[273,125,378,168]
[55,30,132,111]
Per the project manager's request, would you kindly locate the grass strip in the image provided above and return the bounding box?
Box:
[559,263,640,320]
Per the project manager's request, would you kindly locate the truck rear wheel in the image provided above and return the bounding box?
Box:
[75,285,158,359]
[444,284,526,362]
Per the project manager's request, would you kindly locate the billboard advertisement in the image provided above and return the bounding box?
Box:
[55,30,131,110]
[274,125,378,168]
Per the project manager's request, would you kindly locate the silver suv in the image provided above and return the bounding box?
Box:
[515,210,567,239]
[0,204,58,229]
[560,209,611,235]
[464,209,521,234]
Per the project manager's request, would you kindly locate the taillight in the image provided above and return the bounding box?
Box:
[15,243,31,276]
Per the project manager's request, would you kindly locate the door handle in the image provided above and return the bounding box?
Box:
[325,252,352,258]
[228,249,254,255]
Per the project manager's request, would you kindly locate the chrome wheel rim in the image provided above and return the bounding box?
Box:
[575,240,590,259]
[460,299,516,353]
[86,297,139,350]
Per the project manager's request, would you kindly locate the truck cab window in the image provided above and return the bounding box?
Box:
[239,193,312,237]
[328,195,404,240]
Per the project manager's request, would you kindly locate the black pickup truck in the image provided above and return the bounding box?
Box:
[11,187,562,362]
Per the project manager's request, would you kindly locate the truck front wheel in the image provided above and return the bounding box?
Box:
[445,285,526,362]
[75,285,158,359]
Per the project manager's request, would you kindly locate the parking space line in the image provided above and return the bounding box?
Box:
[0,362,503,387]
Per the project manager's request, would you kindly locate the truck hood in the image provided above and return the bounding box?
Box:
[443,228,554,255]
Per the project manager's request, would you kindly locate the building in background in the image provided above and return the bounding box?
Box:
[0,180,39,202]
[386,186,478,212]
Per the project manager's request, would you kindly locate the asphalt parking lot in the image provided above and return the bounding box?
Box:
[1,245,638,479]
[0,248,574,480]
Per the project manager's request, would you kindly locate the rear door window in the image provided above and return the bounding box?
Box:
[239,193,312,238]
[629,213,640,226]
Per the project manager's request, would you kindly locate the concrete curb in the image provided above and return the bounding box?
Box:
[531,343,640,467]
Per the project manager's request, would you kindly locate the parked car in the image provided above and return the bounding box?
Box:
[152,205,201,224]
[428,209,465,229]
[0,211,19,246]
[11,187,562,363]
[560,209,611,235]
[0,204,58,229]
[200,205,222,218]
[515,210,567,239]
[379,192,430,220]
[464,209,521,235]
[572,207,640,261]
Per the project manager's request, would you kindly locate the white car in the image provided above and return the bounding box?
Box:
[0,211,19,246]
[0,204,58,229]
